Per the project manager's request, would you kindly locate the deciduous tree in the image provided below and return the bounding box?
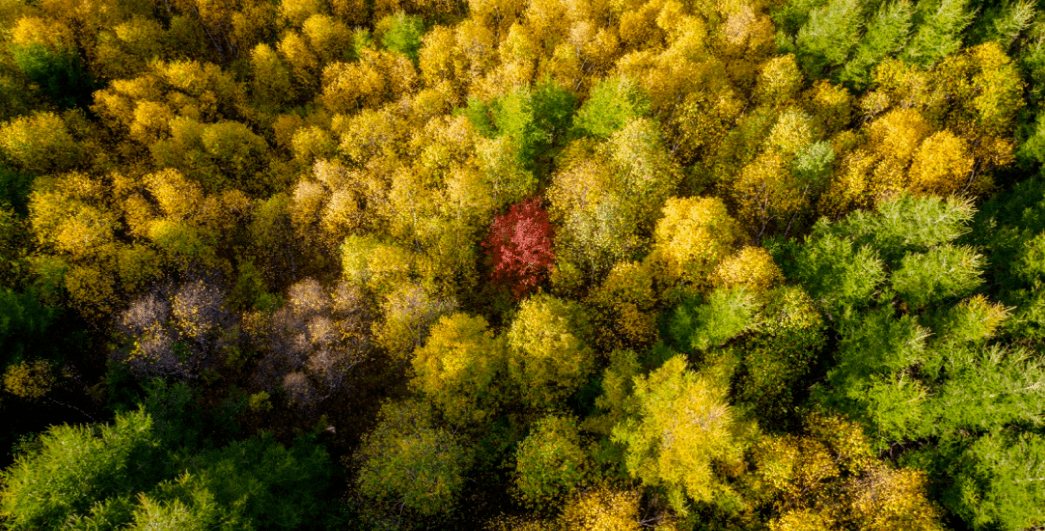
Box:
[514,415,591,508]
[612,355,745,514]
[356,399,473,518]
[484,197,555,298]
[410,313,506,425]
[651,196,743,294]
[506,293,595,409]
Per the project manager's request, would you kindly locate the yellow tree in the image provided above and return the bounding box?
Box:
[9,16,76,53]
[907,130,974,196]
[667,79,744,165]
[302,14,353,65]
[548,121,679,283]
[731,151,803,236]
[3,360,55,399]
[341,235,414,296]
[137,168,245,274]
[868,108,930,168]
[521,0,570,55]
[484,23,540,94]
[513,415,593,508]
[417,26,462,89]
[808,80,852,135]
[291,126,337,167]
[750,413,943,531]
[505,293,595,409]
[0,112,82,174]
[586,261,659,351]
[278,0,327,27]
[547,146,641,280]
[821,107,929,213]
[90,16,169,80]
[934,42,1024,191]
[604,118,682,227]
[755,54,803,107]
[373,281,457,359]
[333,104,410,166]
[249,43,296,112]
[277,30,321,92]
[557,488,644,531]
[28,172,123,318]
[650,196,743,294]
[91,58,246,141]
[450,19,499,95]
[612,354,746,514]
[331,0,368,24]
[150,118,272,194]
[938,42,1025,142]
[320,50,418,113]
[712,246,782,293]
[410,313,507,425]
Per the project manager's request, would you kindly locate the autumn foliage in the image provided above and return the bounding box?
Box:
[484,197,555,298]
[4,0,1045,529]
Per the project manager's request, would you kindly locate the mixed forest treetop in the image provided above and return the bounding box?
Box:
[2,0,1045,529]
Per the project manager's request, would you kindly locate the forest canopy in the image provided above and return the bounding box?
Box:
[2,0,1045,529]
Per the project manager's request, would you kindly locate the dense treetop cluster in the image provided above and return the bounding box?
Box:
[2,0,1045,529]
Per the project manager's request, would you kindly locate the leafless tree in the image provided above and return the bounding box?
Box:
[250,278,375,411]
[114,279,235,380]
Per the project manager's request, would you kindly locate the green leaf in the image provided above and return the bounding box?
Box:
[795,0,865,75]
[890,244,984,309]
[378,12,424,63]
[667,287,760,352]
[839,0,914,86]
[572,77,649,139]
[902,0,975,65]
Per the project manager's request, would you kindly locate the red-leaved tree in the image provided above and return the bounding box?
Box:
[485,198,556,298]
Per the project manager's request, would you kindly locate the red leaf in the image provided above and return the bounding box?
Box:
[484,198,556,298]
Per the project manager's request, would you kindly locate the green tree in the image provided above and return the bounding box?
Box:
[785,191,1045,531]
[572,76,649,139]
[733,286,825,423]
[125,477,240,531]
[814,307,932,442]
[8,15,94,109]
[890,244,984,309]
[821,195,975,263]
[356,399,473,518]
[902,0,975,65]
[164,433,333,530]
[794,0,864,76]
[839,1,913,87]
[926,346,1045,439]
[0,166,33,214]
[0,410,160,530]
[378,12,425,63]
[514,415,592,509]
[0,393,331,531]
[946,430,1045,531]
[666,287,760,353]
[0,288,57,362]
